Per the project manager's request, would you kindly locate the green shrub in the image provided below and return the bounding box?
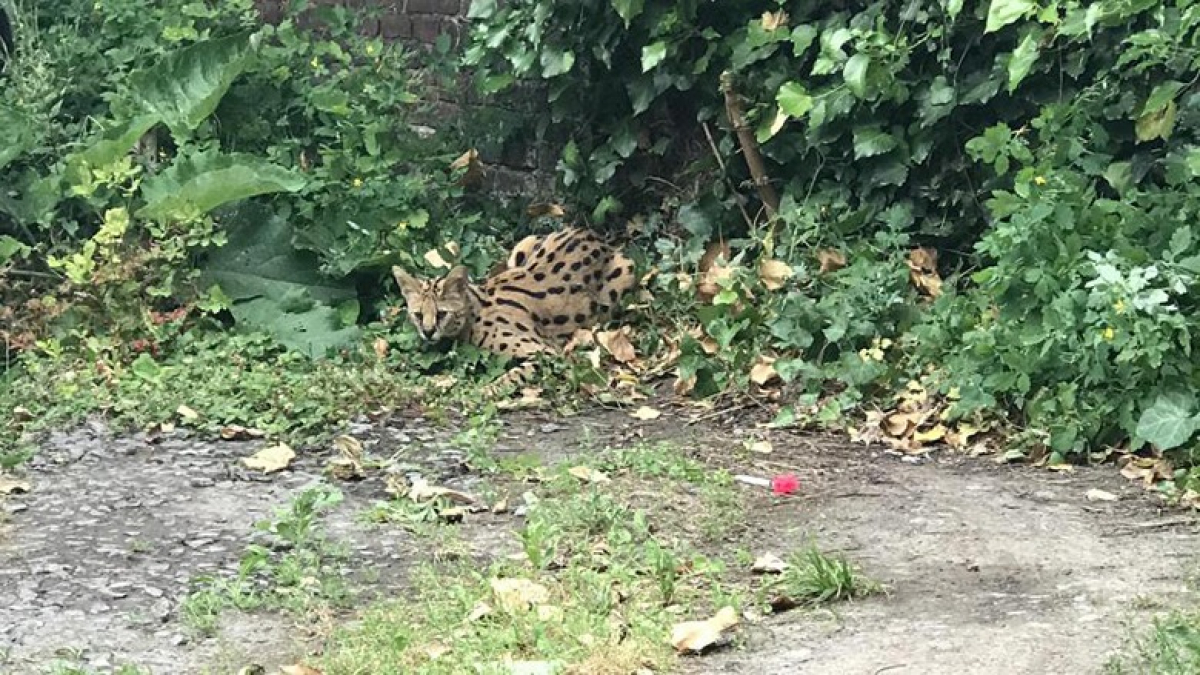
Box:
[466,0,1200,468]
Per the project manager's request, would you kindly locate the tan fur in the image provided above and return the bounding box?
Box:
[393,227,637,394]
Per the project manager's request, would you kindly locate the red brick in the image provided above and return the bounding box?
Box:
[407,0,464,16]
[410,15,445,43]
[380,11,412,39]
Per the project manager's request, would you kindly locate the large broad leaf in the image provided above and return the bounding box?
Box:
[198,203,361,358]
[777,81,814,118]
[611,0,645,25]
[985,0,1035,33]
[128,31,256,136]
[0,105,42,172]
[1136,391,1200,450]
[843,53,871,98]
[63,114,159,186]
[1007,27,1041,93]
[852,126,899,159]
[138,150,306,222]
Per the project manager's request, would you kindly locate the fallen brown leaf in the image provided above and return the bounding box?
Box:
[241,443,295,474]
[907,247,943,298]
[757,258,792,291]
[373,337,389,359]
[408,477,479,505]
[817,249,846,274]
[761,10,788,31]
[670,605,739,653]
[491,577,551,613]
[526,202,566,218]
[450,148,484,187]
[751,553,789,574]
[749,355,779,386]
[423,248,452,269]
[0,474,32,495]
[279,664,323,675]
[630,406,662,421]
[176,404,199,422]
[567,466,612,484]
[219,425,265,441]
[596,328,637,364]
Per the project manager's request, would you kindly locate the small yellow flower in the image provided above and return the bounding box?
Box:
[1034,175,1047,186]
[1113,299,1125,314]
[352,177,363,188]
[310,57,319,69]
[1101,327,1115,341]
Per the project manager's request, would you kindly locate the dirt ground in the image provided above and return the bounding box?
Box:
[0,407,1195,675]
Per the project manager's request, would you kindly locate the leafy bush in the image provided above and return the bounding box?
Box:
[0,0,504,354]
[465,0,1200,471]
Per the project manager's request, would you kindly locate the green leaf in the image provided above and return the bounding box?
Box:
[985,0,1035,33]
[611,0,644,25]
[1136,100,1177,143]
[309,88,351,115]
[138,150,306,222]
[1143,81,1186,115]
[790,25,817,56]
[1170,227,1193,256]
[1136,392,1199,450]
[0,235,31,264]
[1007,27,1041,92]
[843,53,871,98]
[1188,147,1200,177]
[641,41,668,72]
[540,48,575,78]
[466,0,497,19]
[64,115,159,185]
[130,353,163,383]
[128,31,257,136]
[0,105,41,172]
[198,202,361,358]
[945,0,964,19]
[852,126,899,159]
[776,81,814,118]
[1103,161,1132,194]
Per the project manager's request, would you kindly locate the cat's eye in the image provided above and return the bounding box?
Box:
[436,310,447,322]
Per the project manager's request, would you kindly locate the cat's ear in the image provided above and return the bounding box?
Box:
[392,266,421,300]
[442,265,471,295]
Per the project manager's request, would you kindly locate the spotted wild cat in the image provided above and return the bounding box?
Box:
[392,227,637,393]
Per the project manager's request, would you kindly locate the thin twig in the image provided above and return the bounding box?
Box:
[720,70,781,234]
[701,121,755,230]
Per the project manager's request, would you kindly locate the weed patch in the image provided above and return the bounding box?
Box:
[181,485,350,637]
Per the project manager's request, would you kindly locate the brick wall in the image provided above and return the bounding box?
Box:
[253,0,556,198]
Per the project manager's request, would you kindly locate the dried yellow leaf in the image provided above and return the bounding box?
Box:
[670,606,739,653]
[0,475,31,495]
[423,248,451,269]
[749,356,779,386]
[817,249,846,274]
[750,553,789,574]
[761,10,789,30]
[630,406,662,421]
[491,577,551,613]
[567,466,612,484]
[596,328,637,364]
[913,424,947,444]
[757,258,793,291]
[526,202,566,218]
[241,443,295,474]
